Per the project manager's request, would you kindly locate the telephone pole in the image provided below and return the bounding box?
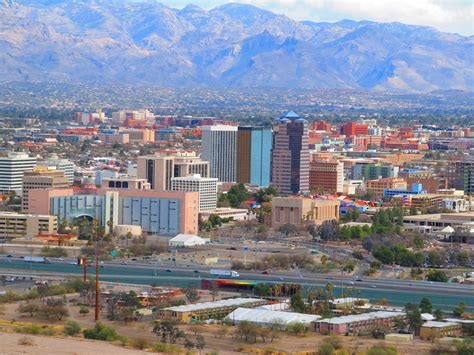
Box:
[94,219,100,322]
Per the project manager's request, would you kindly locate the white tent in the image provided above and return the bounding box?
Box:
[225,307,321,328]
[168,234,208,247]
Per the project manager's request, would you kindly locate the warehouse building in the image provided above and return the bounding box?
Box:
[158,298,266,323]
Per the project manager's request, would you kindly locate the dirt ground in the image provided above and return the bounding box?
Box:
[0,294,437,354]
[0,332,147,355]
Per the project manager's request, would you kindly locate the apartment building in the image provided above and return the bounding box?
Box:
[171,174,218,211]
[22,166,69,212]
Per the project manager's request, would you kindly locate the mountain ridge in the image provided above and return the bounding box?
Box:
[1,0,473,92]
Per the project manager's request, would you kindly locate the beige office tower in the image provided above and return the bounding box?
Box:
[137,152,210,191]
[22,166,69,212]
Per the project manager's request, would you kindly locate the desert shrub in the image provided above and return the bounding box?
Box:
[130,338,149,350]
[367,345,397,355]
[18,336,35,346]
[151,342,182,353]
[83,321,126,342]
[63,320,81,336]
[319,343,335,355]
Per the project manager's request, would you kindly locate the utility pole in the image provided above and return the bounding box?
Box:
[94,219,100,322]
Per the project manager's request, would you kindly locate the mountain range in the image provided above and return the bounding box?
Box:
[1,0,473,92]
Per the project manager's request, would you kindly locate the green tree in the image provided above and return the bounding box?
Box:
[196,334,205,353]
[419,298,432,314]
[405,303,422,333]
[426,269,448,283]
[433,309,444,321]
[183,285,200,304]
[278,223,298,237]
[453,302,465,317]
[290,292,306,313]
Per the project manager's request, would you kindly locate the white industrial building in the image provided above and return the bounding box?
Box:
[225,307,321,328]
[171,174,218,211]
[0,152,37,194]
[168,234,208,247]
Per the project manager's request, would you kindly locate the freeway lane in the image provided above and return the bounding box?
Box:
[0,258,472,311]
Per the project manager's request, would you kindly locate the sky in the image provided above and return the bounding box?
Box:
[161,0,474,35]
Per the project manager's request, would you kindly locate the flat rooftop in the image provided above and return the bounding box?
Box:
[317,311,403,325]
[164,298,263,313]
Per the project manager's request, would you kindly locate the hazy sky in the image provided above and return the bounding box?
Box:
[162,0,474,35]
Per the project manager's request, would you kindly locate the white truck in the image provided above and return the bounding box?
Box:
[209,269,240,278]
[24,256,50,264]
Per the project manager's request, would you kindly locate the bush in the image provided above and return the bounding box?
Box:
[366,345,397,355]
[426,269,448,283]
[319,343,335,355]
[130,338,149,350]
[152,342,182,353]
[41,246,68,258]
[18,336,35,346]
[79,306,90,316]
[63,320,81,336]
[83,321,126,342]
[15,324,57,336]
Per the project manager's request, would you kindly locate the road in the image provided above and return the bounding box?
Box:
[0,256,472,311]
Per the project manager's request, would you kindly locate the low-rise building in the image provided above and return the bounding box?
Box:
[158,298,266,323]
[366,178,407,197]
[313,311,406,335]
[0,212,57,239]
[420,321,463,340]
[271,197,339,228]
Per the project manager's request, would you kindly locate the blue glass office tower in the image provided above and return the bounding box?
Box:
[237,126,272,187]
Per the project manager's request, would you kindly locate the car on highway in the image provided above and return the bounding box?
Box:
[261,271,269,275]
[193,270,200,273]
[6,255,12,258]
[356,277,363,282]
[346,281,355,285]
[166,269,172,273]
[120,261,127,265]
[370,285,377,288]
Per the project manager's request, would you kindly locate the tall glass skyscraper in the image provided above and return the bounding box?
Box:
[237,126,272,187]
[271,111,310,195]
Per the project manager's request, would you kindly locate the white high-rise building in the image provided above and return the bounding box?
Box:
[38,157,75,184]
[0,152,37,194]
[201,125,237,183]
[171,174,218,211]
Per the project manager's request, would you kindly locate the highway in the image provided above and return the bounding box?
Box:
[1,256,473,312]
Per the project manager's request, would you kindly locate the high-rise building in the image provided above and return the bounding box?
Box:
[448,160,474,194]
[171,174,218,211]
[0,152,37,194]
[22,166,69,212]
[271,112,310,195]
[202,125,238,182]
[236,126,272,187]
[309,160,344,193]
[137,152,210,191]
[38,158,75,184]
